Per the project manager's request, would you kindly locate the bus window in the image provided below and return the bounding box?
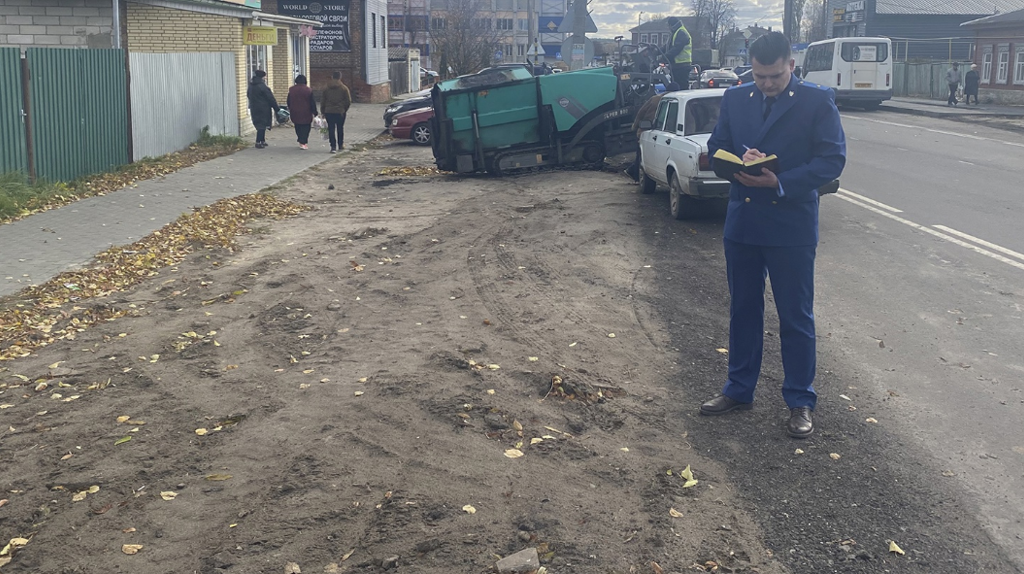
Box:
[805,43,835,73]
[841,42,888,62]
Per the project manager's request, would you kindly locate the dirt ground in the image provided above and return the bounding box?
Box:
[0,139,1016,574]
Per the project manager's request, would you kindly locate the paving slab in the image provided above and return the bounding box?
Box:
[0,102,386,298]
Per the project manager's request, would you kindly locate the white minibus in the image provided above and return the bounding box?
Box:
[801,37,892,109]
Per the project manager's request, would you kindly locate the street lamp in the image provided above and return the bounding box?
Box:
[638,11,644,28]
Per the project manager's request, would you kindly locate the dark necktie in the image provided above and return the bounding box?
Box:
[763,96,776,121]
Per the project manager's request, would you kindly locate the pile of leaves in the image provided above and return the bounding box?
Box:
[377,166,449,177]
[0,194,303,361]
[0,138,245,224]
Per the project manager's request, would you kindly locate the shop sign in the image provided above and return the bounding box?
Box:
[244,26,278,45]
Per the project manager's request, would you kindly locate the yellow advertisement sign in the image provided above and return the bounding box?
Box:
[244,26,278,46]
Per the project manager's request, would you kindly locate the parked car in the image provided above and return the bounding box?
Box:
[698,69,740,89]
[383,95,432,128]
[735,69,753,86]
[638,89,729,219]
[420,67,439,80]
[732,65,752,76]
[389,107,434,145]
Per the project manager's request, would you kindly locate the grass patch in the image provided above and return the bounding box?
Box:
[0,126,246,225]
[0,173,73,221]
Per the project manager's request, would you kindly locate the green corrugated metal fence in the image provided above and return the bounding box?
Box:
[0,48,28,176]
[26,48,128,182]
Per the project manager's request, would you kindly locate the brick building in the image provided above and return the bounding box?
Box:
[0,0,116,48]
[0,0,321,134]
[962,7,1024,105]
[261,0,391,103]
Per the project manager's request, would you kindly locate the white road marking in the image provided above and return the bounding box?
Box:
[842,114,1024,147]
[837,188,903,212]
[959,160,975,165]
[933,225,1024,263]
[835,194,1024,272]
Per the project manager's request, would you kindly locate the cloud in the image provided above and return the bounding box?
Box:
[590,0,784,38]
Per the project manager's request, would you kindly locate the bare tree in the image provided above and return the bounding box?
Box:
[688,0,710,49]
[707,0,736,50]
[430,0,505,77]
[801,0,828,42]
[791,0,807,41]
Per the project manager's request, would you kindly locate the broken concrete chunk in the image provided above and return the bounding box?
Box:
[496,547,540,574]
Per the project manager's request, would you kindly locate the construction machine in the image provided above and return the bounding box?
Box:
[429,48,669,176]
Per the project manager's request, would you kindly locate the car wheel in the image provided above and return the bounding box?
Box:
[639,163,657,194]
[669,173,693,220]
[412,123,432,145]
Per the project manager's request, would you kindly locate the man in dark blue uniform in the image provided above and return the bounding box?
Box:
[701,32,846,438]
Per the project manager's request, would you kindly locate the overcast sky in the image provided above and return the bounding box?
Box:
[589,0,786,39]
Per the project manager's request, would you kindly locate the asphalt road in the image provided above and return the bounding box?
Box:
[825,110,1024,566]
[636,109,1024,571]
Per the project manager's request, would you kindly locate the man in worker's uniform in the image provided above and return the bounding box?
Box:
[664,17,692,90]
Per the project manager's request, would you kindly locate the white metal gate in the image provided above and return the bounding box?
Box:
[129,52,239,159]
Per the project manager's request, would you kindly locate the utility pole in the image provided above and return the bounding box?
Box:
[527,0,538,63]
[783,0,793,39]
[568,0,587,70]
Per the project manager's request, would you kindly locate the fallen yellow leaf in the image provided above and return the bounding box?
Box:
[889,541,905,555]
[716,348,729,354]
[503,449,524,459]
[528,357,538,362]
[160,491,178,501]
[205,474,232,481]
[121,544,143,555]
[669,508,683,518]
[195,428,208,436]
[530,438,544,445]
[88,485,99,494]
[462,505,477,514]
[72,491,88,502]
[830,453,841,460]
[354,391,364,396]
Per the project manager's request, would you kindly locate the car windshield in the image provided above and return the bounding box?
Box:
[708,71,737,78]
[684,97,722,136]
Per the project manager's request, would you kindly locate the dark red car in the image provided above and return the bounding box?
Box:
[389,107,434,145]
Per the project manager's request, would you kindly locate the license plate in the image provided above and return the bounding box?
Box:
[855,82,873,88]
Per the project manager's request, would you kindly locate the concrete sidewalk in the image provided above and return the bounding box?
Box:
[882,97,1024,118]
[0,102,386,298]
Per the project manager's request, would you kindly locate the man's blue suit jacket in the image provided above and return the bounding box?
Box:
[708,75,846,247]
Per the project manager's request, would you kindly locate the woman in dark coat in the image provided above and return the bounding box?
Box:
[286,75,318,150]
[964,63,980,105]
[246,70,279,149]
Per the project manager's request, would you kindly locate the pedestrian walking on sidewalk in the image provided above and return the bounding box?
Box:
[946,62,962,107]
[702,31,846,438]
[964,64,980,105]
[247,70,279,149]
[287,75,318,150]
[320,72,352,153]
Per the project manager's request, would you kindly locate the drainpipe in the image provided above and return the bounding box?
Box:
[112,0,122,48]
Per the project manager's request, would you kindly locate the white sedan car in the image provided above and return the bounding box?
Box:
[638,88,730,219]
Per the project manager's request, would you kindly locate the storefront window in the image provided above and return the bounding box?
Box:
[247,45,269,80]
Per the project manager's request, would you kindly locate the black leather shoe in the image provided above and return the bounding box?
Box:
[788,407,814,438]
[700,394,753,416]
